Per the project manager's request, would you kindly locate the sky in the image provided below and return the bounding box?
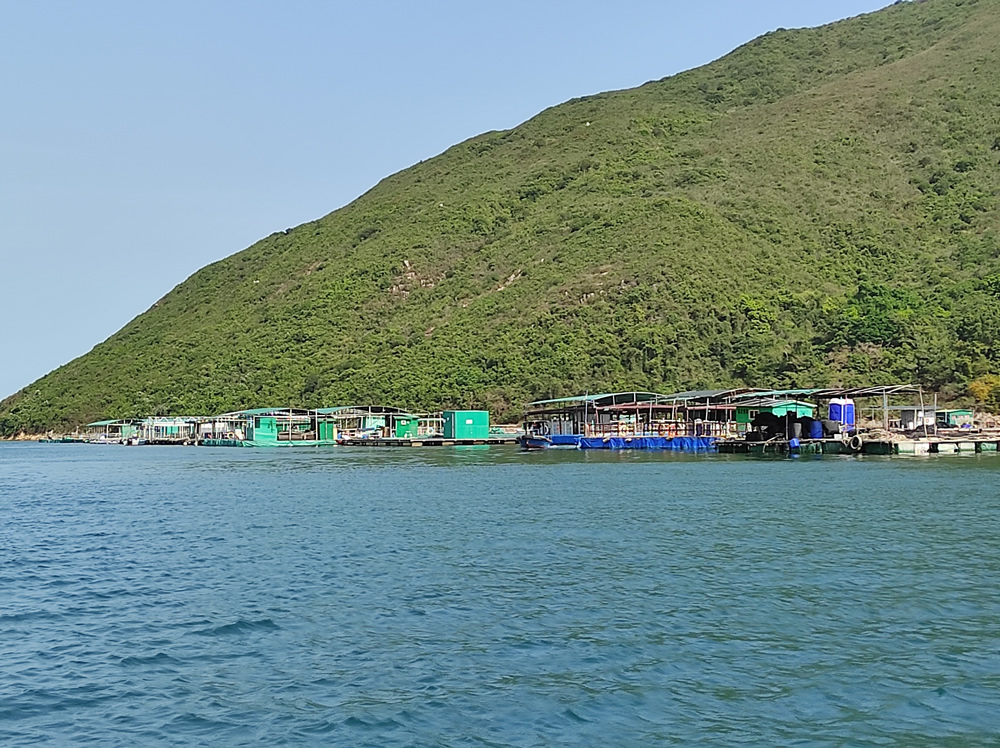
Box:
[0,0,893,399]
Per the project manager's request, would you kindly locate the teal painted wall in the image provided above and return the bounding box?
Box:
[938,410,973,427]
[395,417,419,438]
[736,402,815,425]
[443,410,490,439]
[251,416,278,444]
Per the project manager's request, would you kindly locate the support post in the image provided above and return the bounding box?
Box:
[919,387,929,440]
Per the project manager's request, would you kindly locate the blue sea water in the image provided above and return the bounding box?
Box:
[1,442,999,746]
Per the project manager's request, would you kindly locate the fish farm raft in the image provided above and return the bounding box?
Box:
[40,384,1000,456]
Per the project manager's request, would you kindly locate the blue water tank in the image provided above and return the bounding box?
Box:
[809,419,824,439]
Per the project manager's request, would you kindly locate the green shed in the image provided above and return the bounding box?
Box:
[443,410,490,440]
[250,416,279,444]
[736,399,816,430]
[318,420,337,441]
[394,416,420,438]
[937,409,973,428]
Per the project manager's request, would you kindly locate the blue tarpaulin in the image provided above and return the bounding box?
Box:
[578,436,717,451]
[550,434,582,446]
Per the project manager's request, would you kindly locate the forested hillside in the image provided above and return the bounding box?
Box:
[5,0,1000,434]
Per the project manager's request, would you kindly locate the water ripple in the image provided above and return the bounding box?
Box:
[1,443,999,744]
[194,619,281,637]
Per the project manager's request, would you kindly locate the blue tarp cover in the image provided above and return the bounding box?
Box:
[550,434,582,446]
[578,436,716,451]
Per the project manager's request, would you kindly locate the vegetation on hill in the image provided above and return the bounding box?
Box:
[5,0,1000,434]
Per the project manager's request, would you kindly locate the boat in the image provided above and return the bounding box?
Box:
[518,434,552,450]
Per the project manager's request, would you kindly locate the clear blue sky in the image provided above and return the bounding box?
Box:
[0,0,892,399]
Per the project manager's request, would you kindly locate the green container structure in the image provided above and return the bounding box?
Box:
[318,421,337,441]
[250,416,279,445]
[394,416,419,439]
[443,410,490,440]
[937,409,974,428]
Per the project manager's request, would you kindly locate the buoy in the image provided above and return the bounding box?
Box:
[849,434,864,452]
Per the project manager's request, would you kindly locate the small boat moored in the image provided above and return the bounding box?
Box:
[518,434,552,450]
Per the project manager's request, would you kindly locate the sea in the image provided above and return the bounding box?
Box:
[1,442,999,746]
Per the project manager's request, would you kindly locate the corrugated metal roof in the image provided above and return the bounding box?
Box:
[216,407,313,417]
[660,388,756,401]
[528,390,768,411]
[140,416,205,422]
[737,398,817,409]
[529,393,617,406]
[527,392,684,412]
[735,385,920,400]
[733,388,821,401]
[316,405,414,416]
[528,392,671,407]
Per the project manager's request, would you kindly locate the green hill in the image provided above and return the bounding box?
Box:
[6,0,1000,434]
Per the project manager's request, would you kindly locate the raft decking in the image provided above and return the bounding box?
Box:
[717,437,1000,455]
[337,437,519,447]
[576,436,717,450]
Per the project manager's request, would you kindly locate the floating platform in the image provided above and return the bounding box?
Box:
[157,436,523,448]
[578,436,717,451]
[718,438,1000,456]
[550,435,582,447]
[718,439,827,455]
[199,438,338,448]
[338,437,520,447]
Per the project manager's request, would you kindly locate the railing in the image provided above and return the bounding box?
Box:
[277,430,317,441]
[583,421,736,438]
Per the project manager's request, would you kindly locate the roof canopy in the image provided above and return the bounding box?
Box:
[529,391,668,407]
[659,388,757,402]
[733,385,920,401]
[216,407,315,418]
[528,389,758,412]
[737,398,818,409]
[140,416,205,423]
[526,384,923,415]
[316,405,415,416]
[527,392,679,413]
